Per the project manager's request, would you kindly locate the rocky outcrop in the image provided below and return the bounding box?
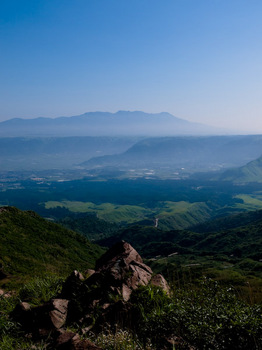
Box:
[55,330,102,350]
[13,241,169,349]
[58,241,157,325]
[12,299,69,335]
[90,240,153,301]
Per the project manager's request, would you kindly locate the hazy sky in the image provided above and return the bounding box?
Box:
[1,0,262,132]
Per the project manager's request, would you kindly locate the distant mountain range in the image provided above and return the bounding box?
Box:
[0,111,227,137]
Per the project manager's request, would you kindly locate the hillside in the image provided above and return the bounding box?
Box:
[190,209,262,233]
[0,111,224,137]
[97,225,205,257]
[0,207,104,285]
[97,215,262,262]
[81,135,262,173]
[58,213,119,240]
[220,155,262,183]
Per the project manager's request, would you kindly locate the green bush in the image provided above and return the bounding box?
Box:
[132,279,262,349]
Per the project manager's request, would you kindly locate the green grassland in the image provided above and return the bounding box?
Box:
[44,200,149,224]
[44,200,213,230]
[44,195,262,233]
[45,194,262,232]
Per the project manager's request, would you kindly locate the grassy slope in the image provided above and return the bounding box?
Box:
[58,214,119,240]
[0,207,104,285]
[44,200,212,230]
[221,156,262,183]
[45,200,149,223]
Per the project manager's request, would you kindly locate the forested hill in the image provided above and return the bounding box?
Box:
[97,213,262,261]
[190,209,262,233]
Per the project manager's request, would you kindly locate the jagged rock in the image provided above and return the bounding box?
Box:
[85,269,95,277]
[151,274,170,294]
[95,241,144,269]
[20,301,31,311]
[88,241,153,302]
[71,334,102,350]
[55,330,102,349]
[49,299,69,329]
[0,288,12,297]
[94,300,135,332]
[55,330,76,348]
[12,299,69,334]
[62,241,167,324]
[60,270,85,300]
[12,301,33,331]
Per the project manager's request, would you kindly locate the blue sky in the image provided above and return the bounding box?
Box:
[0,0,262,132]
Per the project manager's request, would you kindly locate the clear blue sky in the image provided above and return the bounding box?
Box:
[1,0,262,132]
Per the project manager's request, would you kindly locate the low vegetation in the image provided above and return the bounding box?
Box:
[130,281,262,349]
[1,277,261,349]
[0,207,104,288]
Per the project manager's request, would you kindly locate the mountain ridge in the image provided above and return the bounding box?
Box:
[80,135,262,172]
[0,110,228,137]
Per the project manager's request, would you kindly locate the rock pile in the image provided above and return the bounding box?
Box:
[12,241,169,349]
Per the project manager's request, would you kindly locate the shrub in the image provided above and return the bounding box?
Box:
[132,279,262,349]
